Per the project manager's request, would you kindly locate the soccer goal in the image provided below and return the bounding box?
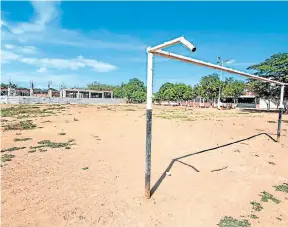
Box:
[145,36,287,199]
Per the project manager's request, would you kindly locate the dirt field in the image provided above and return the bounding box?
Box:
[1,104,288,227]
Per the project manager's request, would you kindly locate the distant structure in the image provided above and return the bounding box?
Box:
[48,81,52,98]
[60,88,113,99]
[30,81,34,96]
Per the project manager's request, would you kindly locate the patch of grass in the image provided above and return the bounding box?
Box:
[39,149,47,152]
[4,120,37,131]
[268,161,276,165]
[1,146,26,152]
[65,147,71,149]
[1,154,15,162]
[259,191,281,204]
[73,118,79,121]
[218,216,251,227]
[58,132,66,136]
[30,139,76,149]
[273,183,288,193]
[250,201,263,211]
[124,108,136,111]
[14,138,32,142]
[82,167,89,170]
[28,150,36,153]
[249,214,258,219]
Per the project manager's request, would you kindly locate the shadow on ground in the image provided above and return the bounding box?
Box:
[151,133,276,197]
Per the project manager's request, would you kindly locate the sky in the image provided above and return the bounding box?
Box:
[1,1,288,91]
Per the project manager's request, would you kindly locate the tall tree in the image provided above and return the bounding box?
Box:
[247,53,288,110]
[198,73,221,103]
[222,77,245,102]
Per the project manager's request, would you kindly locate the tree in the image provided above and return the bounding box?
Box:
[198,73,221,103]
[222,77,245,102]
[113,83,126,98]
[123,78,146,103]
[247,53,288,110]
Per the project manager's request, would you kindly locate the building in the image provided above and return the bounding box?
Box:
[60,88,113,99]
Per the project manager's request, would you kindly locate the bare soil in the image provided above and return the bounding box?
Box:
[1,104,288,227]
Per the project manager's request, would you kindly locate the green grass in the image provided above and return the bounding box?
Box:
[4,120,37,131]
[1,105,65,119]
[28,150,36,153]
[82,167,89,170]
[249,214,258,219]
[1,146,26,152]
[1,154,15,162]
[250,201,263,211]
[249,214,259,219]
[14,138,32,142]
[30,139,76,149]
[259,191,281,204]
[273,183,288,193]
[218,216,251,227]
[65,147,71,149]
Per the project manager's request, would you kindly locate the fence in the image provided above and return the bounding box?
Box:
[0,96,122,105]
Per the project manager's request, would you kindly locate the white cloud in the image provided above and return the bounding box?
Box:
[1,50,21,63]
[3,2,145,51]
[4,44,38,54]
[37,67,47,73]
[2,50,117,72]
[9,1,60,34]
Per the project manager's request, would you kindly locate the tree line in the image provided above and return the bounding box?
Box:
[108,53,287,110]
[2,53,287,110]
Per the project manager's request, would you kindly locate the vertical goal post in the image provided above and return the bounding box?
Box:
[145,36,287,199]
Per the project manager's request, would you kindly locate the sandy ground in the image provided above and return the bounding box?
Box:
[1,104,288,227]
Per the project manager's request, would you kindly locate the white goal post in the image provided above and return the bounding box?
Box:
[145,36,287,199]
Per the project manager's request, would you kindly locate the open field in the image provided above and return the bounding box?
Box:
[1,104,288,227]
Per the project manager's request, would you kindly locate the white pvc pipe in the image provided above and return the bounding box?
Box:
[279,85,285,108]
[149,37,183,52]
[151,50,286,86]
[146,52,154,110]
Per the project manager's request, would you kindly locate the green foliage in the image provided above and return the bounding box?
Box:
[30,139,76,150]
[4,120,37,131]
[14,138,32,142]
[1,154,15,162]
[112,78,146,103]
[259,191,281,204]
[247,53,288,109]
[250,201,263,211]
[198,73,221,101]
[156,82,195,102]
[218,216,251,227]
[273,183,288,193]
[249,214,259,219]
[87,82,116,91]
[222,77,245,100]
[1,83,17,88]
[1,146,26,153]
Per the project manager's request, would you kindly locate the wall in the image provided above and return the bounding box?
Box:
[259,99,278,110]
[0,96,123,105]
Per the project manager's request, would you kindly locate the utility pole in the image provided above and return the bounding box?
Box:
[217,57,230,109]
